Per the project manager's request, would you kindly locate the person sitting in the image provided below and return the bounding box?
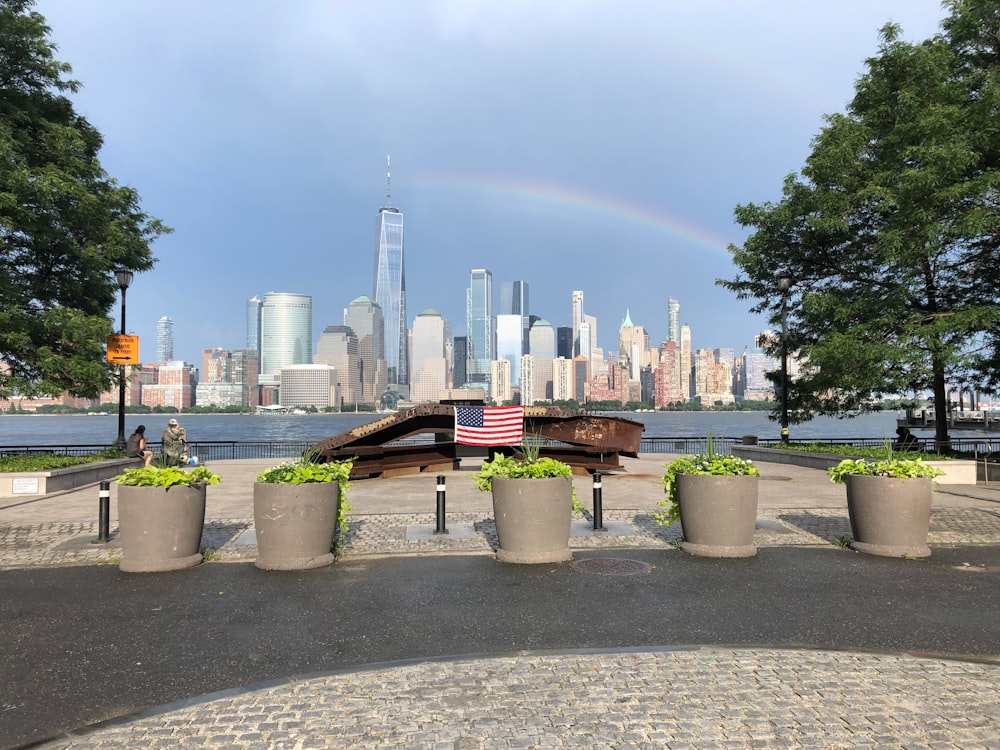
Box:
[161,418,188,467]
[893,426,919,452]
[125,425,154,467]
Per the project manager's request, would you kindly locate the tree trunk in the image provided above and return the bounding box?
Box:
[932,351,951,452]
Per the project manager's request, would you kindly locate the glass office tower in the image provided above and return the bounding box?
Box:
[373,160,407,387]
[466,268,493,394]
[260,292,312,377]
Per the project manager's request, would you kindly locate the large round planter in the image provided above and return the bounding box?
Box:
[253,482,341,570]
[676,474,759,558]
[117,484,207,573]
[845,475,932,558]
[491,476,573,564]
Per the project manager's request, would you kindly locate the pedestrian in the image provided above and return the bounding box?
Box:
[161,418,188,467]
[125,424,153,467]
[893,426,919,452]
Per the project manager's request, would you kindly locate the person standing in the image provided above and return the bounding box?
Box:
[161,418,188,467]
[125,425,153,467]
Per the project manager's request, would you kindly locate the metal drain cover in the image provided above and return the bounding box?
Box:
[572,557,651,576]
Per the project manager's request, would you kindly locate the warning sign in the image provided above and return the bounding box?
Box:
[107,334,139,365]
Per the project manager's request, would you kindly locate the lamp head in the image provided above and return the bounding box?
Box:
[114,268,133,290]
[776,270,793,293]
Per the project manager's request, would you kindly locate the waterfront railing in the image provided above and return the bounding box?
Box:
[3,436,999,461]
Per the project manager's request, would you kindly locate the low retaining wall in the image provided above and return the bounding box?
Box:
[0,458,143,498]
[731,446,977,485]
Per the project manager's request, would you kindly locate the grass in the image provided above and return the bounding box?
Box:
[0,450,124,473]
[776,442,949,461]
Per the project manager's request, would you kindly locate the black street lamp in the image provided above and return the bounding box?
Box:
[114,268,133,451]
[777,270,794,444]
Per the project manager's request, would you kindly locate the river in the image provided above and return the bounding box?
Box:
[0,410,946,447]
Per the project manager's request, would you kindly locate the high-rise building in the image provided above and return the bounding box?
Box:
[156,316,174,364]
[667,298,681,344]
[344,295,387,405]
[500,280,530,354]
[410,309,448,403]
[528,320,555,401]
[556,326,574,359]
[571,290,584,356]
[680,323,692,400]
[260,292,312,377]
[247,296,262,373]
[201,348,231,384]
[279,364,337,408]
[495,313,523,387]
[617,309,650,381]
[315,325,362,406]
[467,269,493,394]
[452,336,467,388]
[373,156,407,388]
[232,348,259,406]
[552,357,574,401]
[491,358,512,404]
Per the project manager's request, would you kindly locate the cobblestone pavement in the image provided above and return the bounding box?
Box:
[34,648,1000,749]
[4,506,1000,570]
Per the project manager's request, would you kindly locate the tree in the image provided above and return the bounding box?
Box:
[0,0,169,399]
[720,11,1000,449]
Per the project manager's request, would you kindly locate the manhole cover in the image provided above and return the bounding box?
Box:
[571,557,651,576]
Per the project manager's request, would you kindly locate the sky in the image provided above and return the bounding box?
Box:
[33,0,948,367]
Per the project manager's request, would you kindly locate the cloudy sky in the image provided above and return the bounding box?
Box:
[35,0,946,366]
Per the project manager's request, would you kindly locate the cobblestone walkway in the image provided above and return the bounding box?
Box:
[35,648,1000,749]
[4,507,1000,569]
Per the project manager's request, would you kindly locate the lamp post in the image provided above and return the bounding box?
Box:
[114,268,133,451]
[777,271,793,444]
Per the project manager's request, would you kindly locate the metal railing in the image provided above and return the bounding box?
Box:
[3,436,1000,462]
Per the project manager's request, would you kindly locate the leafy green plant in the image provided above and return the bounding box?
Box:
[0,450,123,473]
[834,535,853,549]
[828,457,945,483]
[654,435,759,526]
[256,457,354,535]
[472,451,580,512]
[116,465,221,489]
[775,442,946,461]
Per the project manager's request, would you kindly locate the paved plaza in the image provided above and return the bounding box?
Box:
[2,456,1000,748]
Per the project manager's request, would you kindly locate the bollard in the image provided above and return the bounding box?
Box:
[97,480,111,543]
[434,475,448,534]
[592,470,606,532]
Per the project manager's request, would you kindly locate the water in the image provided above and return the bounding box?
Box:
[0,410,931,447]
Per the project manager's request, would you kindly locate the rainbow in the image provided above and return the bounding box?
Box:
[414,175,736,259]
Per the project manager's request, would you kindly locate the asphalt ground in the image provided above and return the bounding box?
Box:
[3,456,1000,748]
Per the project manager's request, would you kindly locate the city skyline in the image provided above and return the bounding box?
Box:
[32,1,947,366]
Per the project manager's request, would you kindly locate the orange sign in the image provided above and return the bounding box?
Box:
[107,334,140,365]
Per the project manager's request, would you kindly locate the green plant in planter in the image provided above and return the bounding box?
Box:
[256,457,354,534]
[472,448,581,512]
[117,465,221,489]
[828,457,944,483]
[654,437,759,526]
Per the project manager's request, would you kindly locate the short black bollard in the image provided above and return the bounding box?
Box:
[96,480,111,543]
[434,475,448,534]
[592,470,606,531]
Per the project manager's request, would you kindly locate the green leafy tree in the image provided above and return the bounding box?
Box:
[720,10,1000,449]
[0,0,169,399]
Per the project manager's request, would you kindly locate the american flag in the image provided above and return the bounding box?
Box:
[454,405,524,446]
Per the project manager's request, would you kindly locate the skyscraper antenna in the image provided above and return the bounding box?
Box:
[386,154,392,207]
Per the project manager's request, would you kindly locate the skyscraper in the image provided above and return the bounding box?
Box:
[156,316,174,364]
[667,298,681,344]
[260,292,312,377]
[247,296,262,372]
[373,156,407,388]
[571,290,584,356]
[495,313,523,387]
[500,280,529,354]
[410,309,448,403]
[467,268,493,394]
[315,325,362,405]
[344,295,387,405]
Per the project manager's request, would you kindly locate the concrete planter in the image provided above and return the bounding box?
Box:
[491,477,573,564]
[845,475,932,558]
[0,457,142,498]
[117,484,206,572]
[253,482,341,570]
[675,474,759,558]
